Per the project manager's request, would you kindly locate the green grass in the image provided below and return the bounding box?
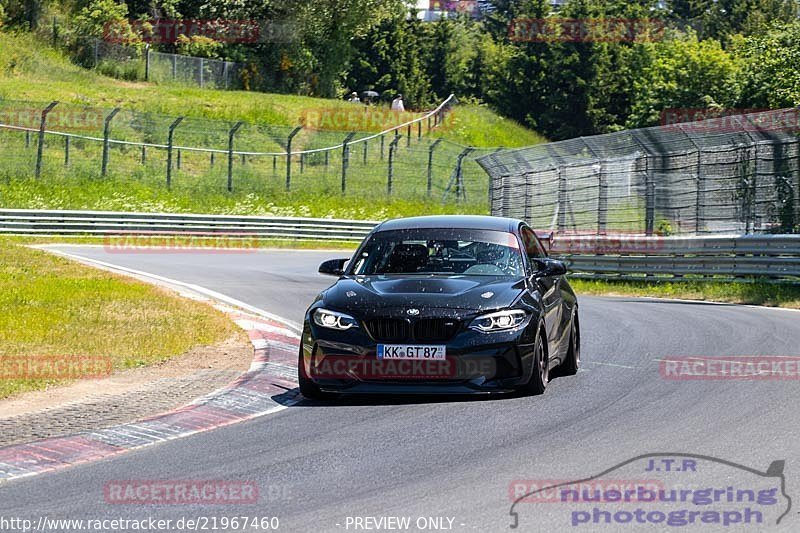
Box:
[0,32,545,147]
[0,30,547,218]
[0,239,241,399]
[571,279,800,309]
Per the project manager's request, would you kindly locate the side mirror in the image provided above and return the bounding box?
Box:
[533,258,567,277]
[319,258,349,277]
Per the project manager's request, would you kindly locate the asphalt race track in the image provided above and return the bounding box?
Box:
[2,246,800,532]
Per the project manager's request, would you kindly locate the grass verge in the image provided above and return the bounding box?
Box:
[571,279,800,309]
[0,238,241,399]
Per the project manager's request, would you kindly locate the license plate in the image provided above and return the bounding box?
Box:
[377,344,446,360]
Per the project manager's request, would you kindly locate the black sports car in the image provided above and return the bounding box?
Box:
[299,215,580,398]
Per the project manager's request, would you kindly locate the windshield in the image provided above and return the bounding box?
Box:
[349,228,524,277]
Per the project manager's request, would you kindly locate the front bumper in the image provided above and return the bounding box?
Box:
[301,318,537,395]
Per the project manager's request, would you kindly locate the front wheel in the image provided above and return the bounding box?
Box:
[298,350,335,400]
[520,332,548,395]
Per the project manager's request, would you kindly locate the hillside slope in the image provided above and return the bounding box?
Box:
[0,32,544,148]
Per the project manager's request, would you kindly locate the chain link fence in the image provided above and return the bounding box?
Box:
[0,96,495,208]
[478,108,800,235]
[79,39,246,89]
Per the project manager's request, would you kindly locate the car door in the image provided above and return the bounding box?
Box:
[520,225,563,365]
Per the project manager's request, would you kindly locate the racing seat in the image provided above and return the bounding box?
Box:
[385,244,429,273]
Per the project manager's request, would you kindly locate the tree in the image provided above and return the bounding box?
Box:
[626,30,739,128]
[734,22,800,109]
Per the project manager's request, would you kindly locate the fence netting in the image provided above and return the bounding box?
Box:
[0,98,493,209]
[478,108,800,235]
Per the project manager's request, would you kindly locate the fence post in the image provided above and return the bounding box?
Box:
[199,58,204,88]
[35,101,58,179]
[285,126,302,191]
[557,167,568,231]
[227,121,244,192]
[341,132,356,194]
[456,147,475,202]
[380,134,385,160]
[363,139,368,164]
[177,149,182,169]
[629,131,655,236]
[166,116,184,189]
[427,138,443,196]
[145,44,150,82]
[101,107,120,177]
[580,139,605,235]
[524,173,532,222]
[387,135,401,195]
[407,124,411,147]
[300,152,305,173]
[172,54,177,80]
[26,131,31,148]
[597,168,607,234]
[141,145,146,164]
[645,168,655,236]
[418,121,422,139]
[64,136,70,166]
[796,143,800,229]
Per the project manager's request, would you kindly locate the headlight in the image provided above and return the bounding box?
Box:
[313,308,358,330]
[469,310,528,332]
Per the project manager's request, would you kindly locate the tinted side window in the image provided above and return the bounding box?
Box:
[520,226,546,259]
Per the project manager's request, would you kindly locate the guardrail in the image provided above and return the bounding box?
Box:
[2,210,798,282]
[0,209,378,241]
[546,234,800,283]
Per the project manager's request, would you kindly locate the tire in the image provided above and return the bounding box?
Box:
[298,350,335,400]
[520,331,548,395]
[559,312,580,376]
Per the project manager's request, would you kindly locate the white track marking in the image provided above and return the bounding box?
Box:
[34,245,303,333]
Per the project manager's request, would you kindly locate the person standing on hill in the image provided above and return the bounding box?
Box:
[391,94,405,112]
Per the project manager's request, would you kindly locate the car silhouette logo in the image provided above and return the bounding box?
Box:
[407,308,420,316]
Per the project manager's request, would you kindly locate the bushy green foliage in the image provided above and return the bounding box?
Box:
[734,23,800,108]
[3,0,800,140]
[626,30,739,128]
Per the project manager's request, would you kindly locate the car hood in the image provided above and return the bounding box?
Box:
[322,275,526,314]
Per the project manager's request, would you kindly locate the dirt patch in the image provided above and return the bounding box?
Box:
[0,332,252,422]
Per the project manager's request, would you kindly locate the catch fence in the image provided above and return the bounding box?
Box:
[478,108,800,235]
